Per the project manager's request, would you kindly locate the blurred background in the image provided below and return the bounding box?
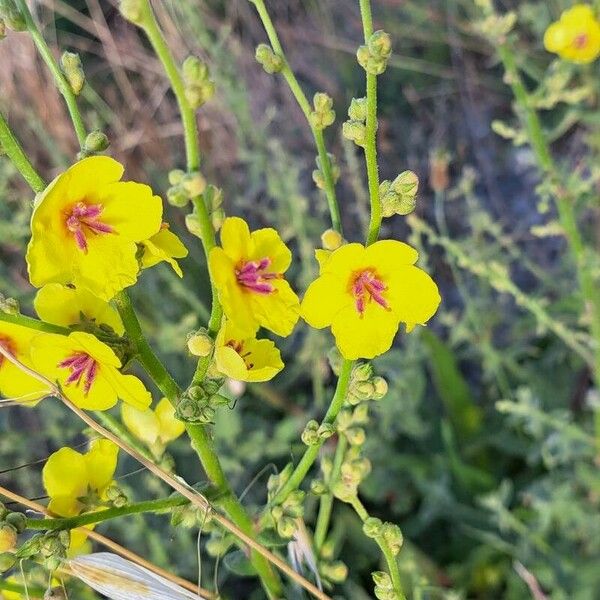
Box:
[1,1,599,598]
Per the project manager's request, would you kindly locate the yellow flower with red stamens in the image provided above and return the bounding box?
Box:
[140,224,189,278]
[208,217,300,337]
[0,322,49,405]
[34,283,124,335]
[121,397,185,451]
[43,440,118,550]
[301,240,441,359]
[31,331,151,411]
[26,156,163,301]
[214,320,284,382]
[544,4,600,64]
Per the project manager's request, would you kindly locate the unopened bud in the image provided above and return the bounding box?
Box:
[185,211,203,237]
[119,0,145,25]
[61,52,85,95]
[372,376,388,400]
[381,522,403,555]
[167,185,189,208]
[105,485,128,507]
[187,329,213,357]
[369,30,392,59]
[255,43,284,74]
[342,120,366,147]
[276,516,296,539]
[83,130,110,154]
[345,426,366,446]
[363,517,383,538]
[301,420,320,446]
[310,92,335,130]
[183,56,215,109]
[352,362,373,382]
[0,524,17,552]
[320,560,348,583]
[0,294,19,315]
[381,170,419,217]
[310,479,328,495]
[5,512,26,534]
[348,97,367,121]
[321,229,343,251]
[169,169,186,186]
[182,172,206,197]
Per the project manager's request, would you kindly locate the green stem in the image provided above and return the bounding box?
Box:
[114,291,282,598]
[350,497,405,600]
[0,580,45,598]
[27,496,188,531]
[136,1,223,383]
[250,0,343,234]
[498,42,600,443]
[271,360,353,505]
[314,435,347,551]
[0,312,69,335]
[14,0,87,149]
[0,111,46,193]
[359,0,381,246]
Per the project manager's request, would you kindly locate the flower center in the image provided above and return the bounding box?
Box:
[235,257,280,294]
[350,269,389,316]
[58,352,99,396]
[0,335,16,369]
[226,340,255,369]
[65,202,114,253]
[574,33,589,49]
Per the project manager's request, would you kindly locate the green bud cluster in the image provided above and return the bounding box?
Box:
[167,169,207,208]
[301,419,335,446]
[269,489,305,538]
[312,153,340,191]
[472,12,517,45]
[205,532,233,557]
[309,92,335,130]
[184,185,223,235]
[380,522,403,556]
[175,379,227,424]
[39,531,69,572]
[0,507,26,555]
[0,292,19,315]
[348,362,388,405]
[119,0,145,25]
[61,52,85,95]
[342,97,368,147]
[105,484,128,508]
[332,448,371,502]
[0,0,25,31]
[373,570,399,600]
[380,171,418,217]
[255,43,284,74]
[171,503,210,529]
[182,56,215,109]
[320,560,348,583]
[357,30,392,75]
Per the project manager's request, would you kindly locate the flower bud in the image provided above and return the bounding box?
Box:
[61,52,85,95]
[381,522,403,555]
[357,31,392,75]
[187,329,213,357]
[342,120,366,147]
[352,362,373,382]
[0,294,19,315]
[255,43,284,74]
[167,185,189,208]
[309,92,335,130]
[352,403,370,424]
[321,229,343,251]
[182,56,215,109]
[345,426,366,446]
[368,30,392,59]
[276,516,296,539]
[83,130,110,154]
[363,517,383,538]
[0,0,25,31]
[0,523,17,552]
[0,551,16,572]
[372,570,392,588]
[182,172,207,198]
[119,0,145,25]
[348,97,367,122]
[371,376,388,400]
[301,419,320,446]
[5,512,26,534]
[185,211,203,237]
[310,479,328,495]
[320,560,348,583]
[105,485,128,508]
[168,169,186,186]
[380,170,419,217]
[318,423,335,440]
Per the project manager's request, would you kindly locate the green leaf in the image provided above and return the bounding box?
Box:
[223,550,257,577]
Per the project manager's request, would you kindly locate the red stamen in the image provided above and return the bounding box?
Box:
[58,352,99,396]
[574,33,588,49]
[235,257,281,294]
[0,336,16,369]
[65,202,114,253]
[351,269,390,317]
[226,339,255,371]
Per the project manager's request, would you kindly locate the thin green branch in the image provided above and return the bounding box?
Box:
[249,0,343,234]
[0,312,69,335]
[271,360,353,505]
[14,0,87,148]
[0,111,46,193]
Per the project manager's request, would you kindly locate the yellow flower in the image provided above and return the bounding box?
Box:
[43,439,119,517]
[30,331,151,411]
[214,320,284,382]
[34,283,124,335]
[26,156,163,301]
[140,224,189,278]
[301,240,441,359]
[208,217,300,337]
[544,4,600,64]
[0,322,48,405]
[121,397,185,449]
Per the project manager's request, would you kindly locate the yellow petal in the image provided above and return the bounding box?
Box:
[249,279,300,337]
[387,266,441,326]
[544,22,568,52]
[301,273,351,329]
[155,398,185,444]
[320,243,366,276]
[239,338,284,382]
[99,368,152,411]
[140,228,188,277]
[121,403,160,446]
[365,239,419,271]
[250,228,292,272]
[331,303,400,360]
[84,439,119,492]
[220,217,252,263]
[34,284,124,335]
[314,249,332,272]
[43,447,88,502]
[215,344,250,381]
